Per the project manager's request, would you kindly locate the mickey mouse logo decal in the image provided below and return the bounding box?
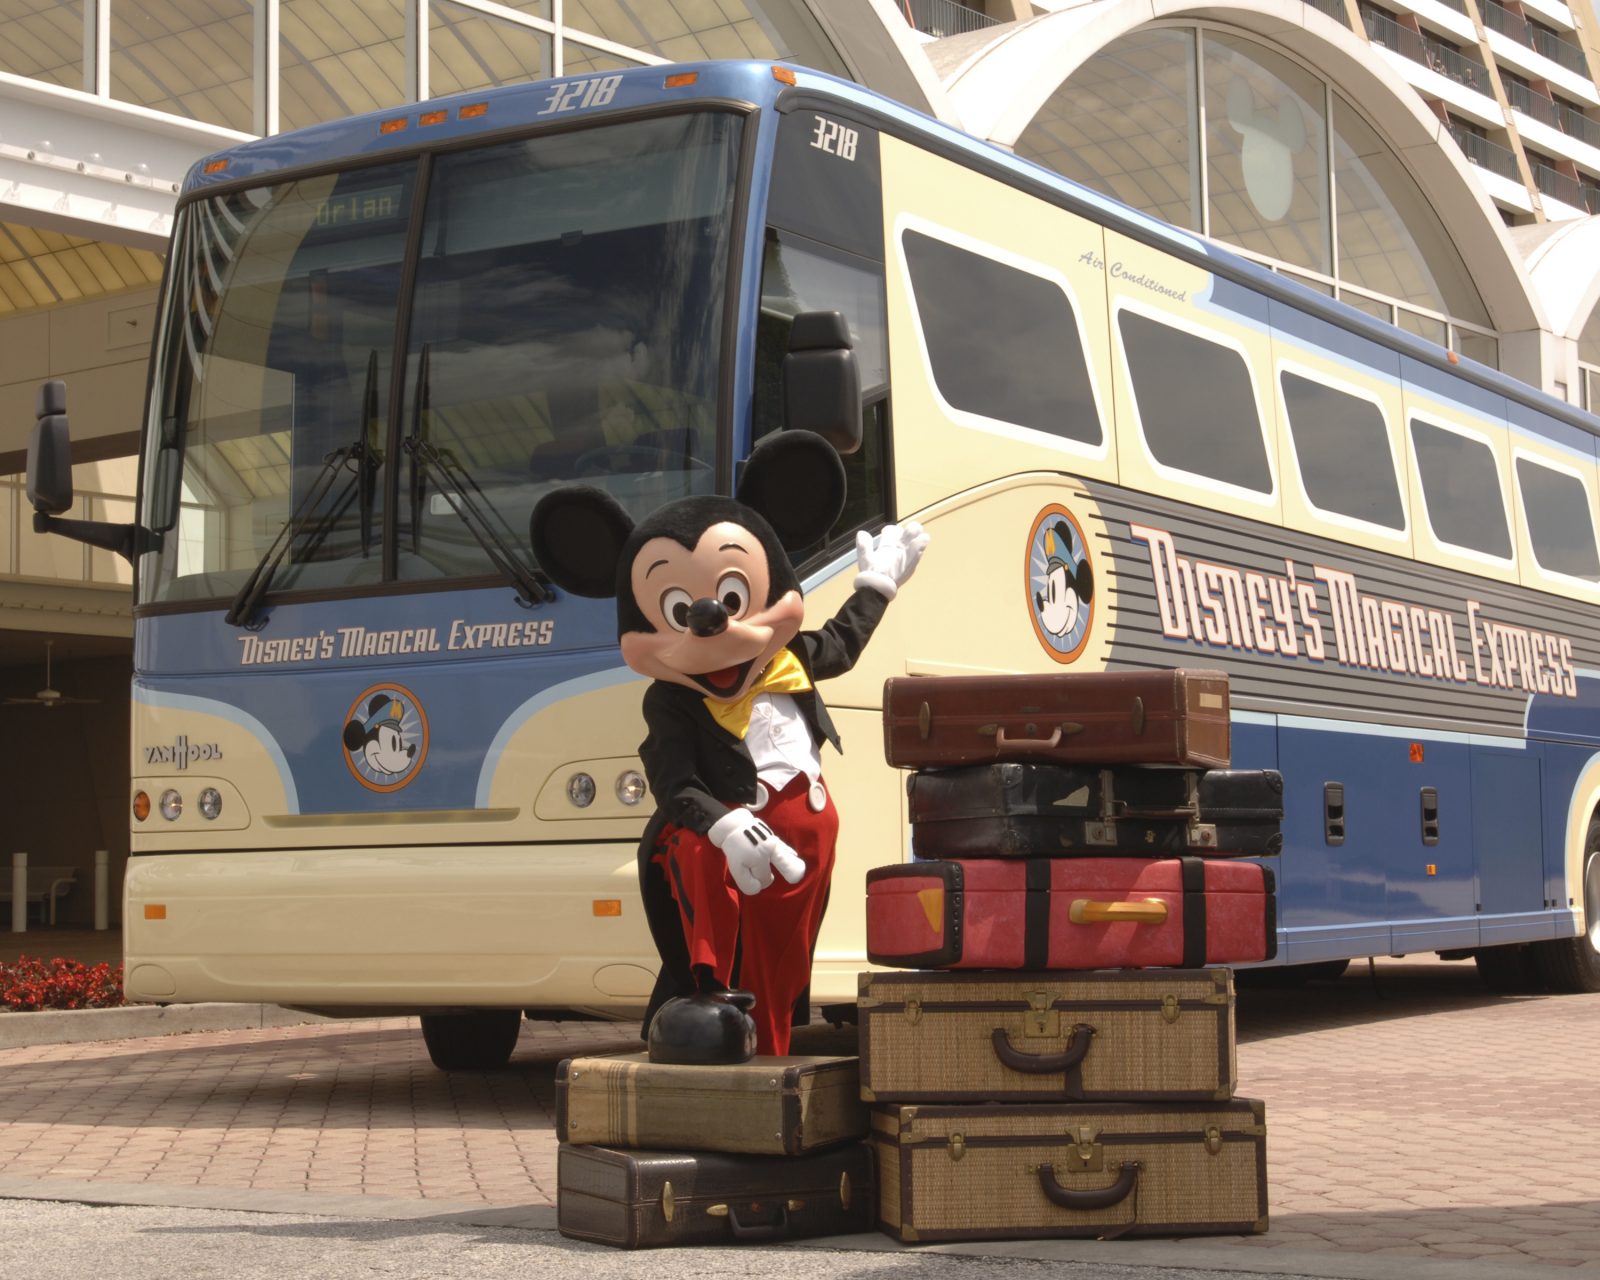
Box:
[1026,504,1095,663]
[342,683,429,792]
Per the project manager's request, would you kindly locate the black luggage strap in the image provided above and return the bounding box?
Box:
[1180,856,1207,968]
[1024,859,1051,970]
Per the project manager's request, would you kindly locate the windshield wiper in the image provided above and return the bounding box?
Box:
[404,343,551,605]
[225,350,383,628]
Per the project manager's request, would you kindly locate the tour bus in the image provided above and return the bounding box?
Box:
[26,59,1600,1070]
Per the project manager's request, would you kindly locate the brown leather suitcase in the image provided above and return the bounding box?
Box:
[872,1098,1267,1242]
[857,968,1236,1104]
[555,1053,867,1156]
[557,1141,875,1248]
[883,670,1230,769]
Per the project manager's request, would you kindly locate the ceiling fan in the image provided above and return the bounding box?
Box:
[4,641,99,709]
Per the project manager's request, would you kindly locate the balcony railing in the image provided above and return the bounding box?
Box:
[1557,103,1600,150]
[901,0,1001,37]
[1448,121,1523,180]
[1584,185,1600,214]
[1506,78,1560,128]
[1482,0,1589,75]
[1532,160,1583,206]
[1363,8,1490,92]
[1303,0,1351,28]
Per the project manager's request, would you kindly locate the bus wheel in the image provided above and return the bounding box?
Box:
[420,1010,522,1070]
[1529,821,1600,995]
[1473,945,1544,993]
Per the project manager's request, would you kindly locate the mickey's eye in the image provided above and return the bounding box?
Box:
[660,587,693,632]
[716,573,750,618]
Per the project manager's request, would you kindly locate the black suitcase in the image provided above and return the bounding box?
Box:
[908,764,1282,859]
[557,1141,875,1249]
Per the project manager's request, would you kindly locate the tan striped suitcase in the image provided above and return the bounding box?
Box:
[555,1054,867,1157]
[871,1099,1268,1241]
[858,969,1236,1103]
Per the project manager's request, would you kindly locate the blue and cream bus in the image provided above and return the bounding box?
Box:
[26,59,1600,1068]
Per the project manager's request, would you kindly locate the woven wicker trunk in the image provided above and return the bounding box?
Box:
[858,969,1235,1103]
[555,1054,867,1157]
[872,1099,1267,1241]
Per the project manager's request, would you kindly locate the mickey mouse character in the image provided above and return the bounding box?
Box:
[531,432,927,1060]
[342,695,417,777]
[1035,519,1094,639]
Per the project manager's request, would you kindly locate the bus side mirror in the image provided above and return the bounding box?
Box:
[26,380,73,515]
[783,310,861,455]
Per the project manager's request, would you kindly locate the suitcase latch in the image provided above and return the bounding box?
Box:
[904,997,923,1025]
[839,1171,852,1210]
[1204,1125,1224,1156]
[661,1180,675,1222]
[947,1133,966,1161]
[1024,990,1059,1037]
[1062,1126,1103,1172]
[1161,994,1181,1024]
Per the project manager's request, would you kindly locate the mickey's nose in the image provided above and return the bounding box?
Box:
[686,597,728,638]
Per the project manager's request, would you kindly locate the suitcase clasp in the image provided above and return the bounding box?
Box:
[947,1133,966,1162]
[661,1180,675,1223]
[839,1171,852,1209]
[904,997,923,1025]
[1161,993,1182,1024]
[1024,990,1059,1037]
[1204,1125,1224,1155]
[1062,1126,1103,1172]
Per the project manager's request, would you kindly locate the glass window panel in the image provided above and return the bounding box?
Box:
[1580,306,1600,367]
[430,0,550,96]
[1397,308,1447,347]
[279,0,408,130]
[1410,418,1511,558]
[1333,94,1488,326]
[89,496,137,584]
[902,231,1100,444]
[395,112,744,582]
[1280,268,1335,297]
[1516,458,1600,579]
[1203,32,1329,275]
[1280,371,1404,528]
[1586,368,1600,413]
[1339,289,1393,324]
[19,511,85,578]
[0,0,83,88]
[1015,28,1201,232]
[0,479,15,574]
[138,163,416,604]
[111,0,253,133]
[560,39,638,76]
[562,0,844,74]
[1118,309,1270,491]
[1454,329,1498,369]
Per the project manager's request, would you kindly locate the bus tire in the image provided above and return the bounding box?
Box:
[1528,820,1600,995]
[1473,945,1544,993]
[420,1010,522,1070]
[1236,959,1349,988]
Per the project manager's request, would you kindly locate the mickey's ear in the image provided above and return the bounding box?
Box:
[530,486,634,598]
[736,431,846,551]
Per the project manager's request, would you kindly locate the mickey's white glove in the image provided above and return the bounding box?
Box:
[854,521,929,601]
[708,809,807,896]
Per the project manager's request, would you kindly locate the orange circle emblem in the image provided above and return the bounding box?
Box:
[1026,504,1095,664]
[341,683,429,792]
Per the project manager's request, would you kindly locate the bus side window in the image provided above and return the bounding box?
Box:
[1410,418,1512,560]
[1280,371,1405,530]
[1515,457,1600,580]
[900,229,1101,446]
[1117,309,1271,493]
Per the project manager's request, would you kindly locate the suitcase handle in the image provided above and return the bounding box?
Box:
[993,726,1065,750]
[990,1023,1095,1074]
[1069,897,1169,925]
[1111,803,1198,821]
[723,1202,791,1240]
[1037,1161,1141,1211]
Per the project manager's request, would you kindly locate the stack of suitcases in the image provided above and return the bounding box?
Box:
[863,669,1279,1242]
[553,1051,876,1248]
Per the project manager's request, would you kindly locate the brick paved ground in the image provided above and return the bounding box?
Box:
[0,958,1597,1269]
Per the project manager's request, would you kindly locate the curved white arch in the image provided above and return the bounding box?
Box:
[937,0,1547,337]
[1519,215,1600,341]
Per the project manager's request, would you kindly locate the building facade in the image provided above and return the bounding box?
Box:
[1,0,1598,924]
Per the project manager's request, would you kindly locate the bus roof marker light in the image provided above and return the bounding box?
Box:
[593,900,622,917]
[379,118,408,135]
[144,904,167,920]
[458,103,488,120]
[665,72,698,89]
[1409,743,1425,763]
[1447,351,1460,364]
[419,110,447,126]
[1426,864,1438,876]
[771,66,796,86]
[202,159,228,175]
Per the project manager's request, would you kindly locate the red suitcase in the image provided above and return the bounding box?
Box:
[865,856,1276,970]
[883,670,1230,770]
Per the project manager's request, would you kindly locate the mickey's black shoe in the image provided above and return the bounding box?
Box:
[646,990,758,1064]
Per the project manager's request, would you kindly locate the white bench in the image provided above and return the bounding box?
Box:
[0,865,78,926]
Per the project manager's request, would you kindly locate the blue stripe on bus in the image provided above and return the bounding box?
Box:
[134,684,300,812]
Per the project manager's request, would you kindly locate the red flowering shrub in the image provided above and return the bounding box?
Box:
[0,955,125,1011]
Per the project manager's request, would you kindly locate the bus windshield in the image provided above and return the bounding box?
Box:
[138,110,742,606]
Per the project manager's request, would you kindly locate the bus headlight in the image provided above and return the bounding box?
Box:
[616,770,647,805]
[567,772,596,808]
[159,789,183,821]
[132,791,151,822]
[198,788,223,820]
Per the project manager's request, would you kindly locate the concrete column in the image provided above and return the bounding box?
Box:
[94,849,109,931]
[11,852,26,934]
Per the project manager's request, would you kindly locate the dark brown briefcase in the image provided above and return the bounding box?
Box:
[872,1099,1267,1242]
[557,1141,874,1248]
[555,1053,867,1156]
[883,670,1230,770]
[857,968,1236,1103]
[907,764,1282,858]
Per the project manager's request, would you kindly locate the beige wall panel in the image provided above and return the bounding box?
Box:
[0,308,50,386]
[1103,228,1284,531]
[49,289,159,374]
[1268,343,1416,561]
[1399,386,1521,587]
[879,135,1118,518]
